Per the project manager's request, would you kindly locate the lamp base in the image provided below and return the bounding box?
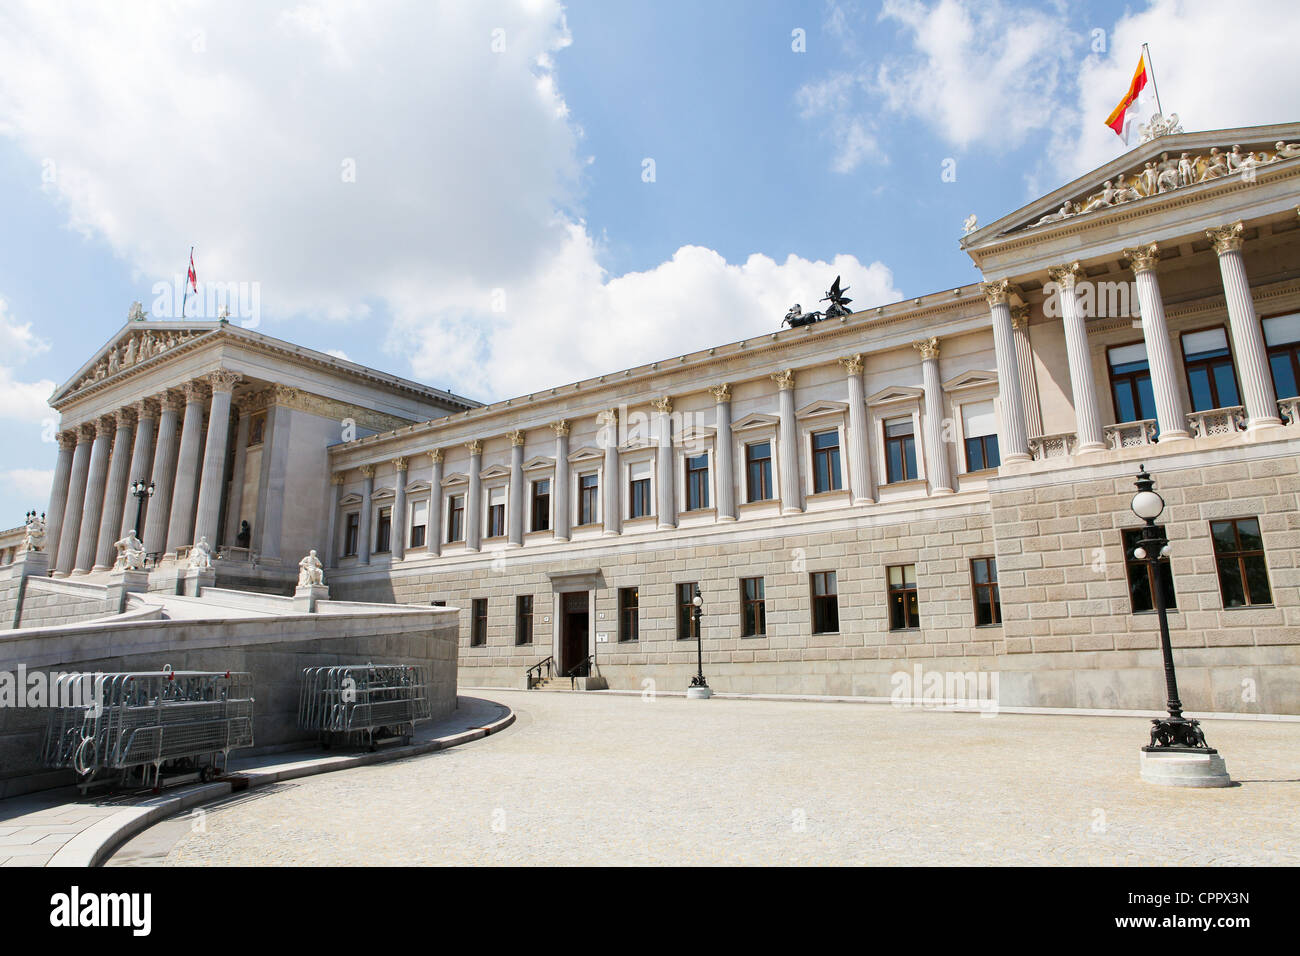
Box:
[686,686,713,699]
[1139,748,1232,788]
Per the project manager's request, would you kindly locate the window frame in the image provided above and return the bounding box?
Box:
[1180,324,1241,412]
[887,564,920,631]
[530,477,551,533]
[745,440,774,503]
[1107,341,1157,425]
[740,576,766,638]
[883,417,918,484]
[629,476,653,519]
[675,582,697,640]
[1121,526,1178,614]
[810,429,843,494]
[515,594,533,646]
[1210,517,1273,608]
[1263,310,1300,401]
[446,493,465,544]
[408,498,428,549]
[970,557,1001,627]
[470,597,488,647]
[684,452,710,511]
[343,511,360,557]
[578,472,600,527]
[809,570,839,635]
[618,586,639,642]
[374,504,392,554]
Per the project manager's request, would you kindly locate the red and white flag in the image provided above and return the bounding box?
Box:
[187,249,198,292]
[1105,54,1151,145]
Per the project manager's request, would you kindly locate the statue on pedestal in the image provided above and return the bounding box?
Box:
[298,550,325,588]
[236,520,251,549]
[21,511,45,552]
[112,531,146,571]
[188,536,213,570]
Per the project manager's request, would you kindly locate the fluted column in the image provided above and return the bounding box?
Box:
[193,370,240,549]
[552,421,571,541]
[1009,306,1044,440]
[913,338,954,494]
[773,369,803,512]
[465,440,482,551]
[223,403,253,544]
[74,416,114,573]
[428,449,444,556]
[166,381,209,552]
[119,400,157,538]
[838,357,874,503]
[326,474,343,568]
[1123,243,1189,440]
[507,430,525,546]
[44,431,77,571]
[982,280,1031,463]
[652,397,676,529]
[55,426,94,576]
[94,410,136,569]
[597,411,621,535]
[144,393,182,558]
[1047,264,1105,452]
[710,384,737,520]
[358,464,374,564]
[392,457,408,560]
[1207,221,1281,430]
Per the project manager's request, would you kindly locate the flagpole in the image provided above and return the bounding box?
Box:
[1142,43,1164,117]
[181,245,193,318]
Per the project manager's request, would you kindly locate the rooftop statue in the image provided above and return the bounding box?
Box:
[821,275,853,318]
[21,511,45,552]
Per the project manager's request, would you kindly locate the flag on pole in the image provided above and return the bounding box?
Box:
[1105,54,1150,145]
[187,249,198,292]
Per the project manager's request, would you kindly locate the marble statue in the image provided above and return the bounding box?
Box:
[1081,180,1116,212]
[1178,152,1195,186]
[122,336,136,366]
[188,536,213,570]
[1034,201,1078,226]
[112,531,146,571]
[1138,112,1182,142]
[128,301,146,322]
[1199,148,1229,182]
[962,214,978,235]
[21,511,45,552]
[298,550,325,588]
[1272,141,1300,161]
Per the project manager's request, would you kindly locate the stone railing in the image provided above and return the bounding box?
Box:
[1278,396,1300,426]
[1028,432,1077,461]
[217,546,260,564]
[1186,405,1246,438]
[1105,419,1158,449]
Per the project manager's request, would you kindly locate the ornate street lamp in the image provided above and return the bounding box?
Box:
[130,478,155,539]
[1130,464,1230,786]
[687,584,711,699]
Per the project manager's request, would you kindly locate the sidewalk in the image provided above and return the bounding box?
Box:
[0,695,513,867]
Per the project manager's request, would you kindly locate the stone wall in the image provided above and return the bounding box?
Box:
[0,564,19,631]
[16,578,114,629]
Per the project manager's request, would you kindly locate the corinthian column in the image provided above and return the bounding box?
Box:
[982,280,1031,463]
[428,449,444,556]
[326,474,343,568]
[74,416,114,573]
[192,370,240,549]
[913,338,954,494]
[166,380,209,552]
[598,411,621,535]
[710,384,737,520]
[465,440,482,551]
[94,409,136,569]
[1207,221,1281,430]
[839,356,875,504]
[1009,306,1044,440]
[55,426,94,577]
[652,397,676,529]
[508,430,525,546]
[120,400,157,538]
[1123,243,1189,441]
[358,464,374,564]
[1047,263,1105,452]
[552,422,570,541]
[144,392,181,558]
[44,431,77,571]
[773,369,803,512]
[392,457,408,560]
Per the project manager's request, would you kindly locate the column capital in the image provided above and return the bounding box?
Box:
[95,414,117,437]
[708,383,731,402]
[181,379,209,403]
[428,447,444,464]
[1046,261,1084,289]
[77,422,96,442]
[156,390,184,413]
[331,473,346,486]
[133,397,159,421]
[1122,242,1161,274]
[1206,220,1245,255]
[912,337,940,361]
[837,354,863,375]
[508,429,526,447]
[359,464,375,479]
[980,278,1016,306]
[393,456,408,472]
[465,439,482,456]
[771,368,796,390]
[551,419,571,437]
[115,406,137,428]
[207,368,242,393]
[1010,304,1032,329]
[595,409,618,428]
[272,384,300,406]
[57,430,78,450]
[651,395,673,414]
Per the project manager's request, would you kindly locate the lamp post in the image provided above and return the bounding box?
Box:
[130,478,155,540]
[1130,464,1230,786]
[687,583,711,699]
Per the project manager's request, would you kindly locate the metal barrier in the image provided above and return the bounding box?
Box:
[43,667,255,792]
[298,664,432,751]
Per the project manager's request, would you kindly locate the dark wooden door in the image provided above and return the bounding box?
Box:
[561,591,589,674]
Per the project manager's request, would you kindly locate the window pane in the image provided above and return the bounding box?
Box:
[1270,351,1298,399]
[1243,555,1272,605]
[1216,557,1246,607]
[1212,362,1240,407]
[889,592,906,630]
[902,438,917,480]
[972,560,989,584]
[1235,517,1264,552]
[984,435,1000,468]
[1136,376,1157,421]
[1187,367,1213,412]
[1210,520,1238,554]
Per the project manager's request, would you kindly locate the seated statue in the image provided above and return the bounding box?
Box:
[1271,141,1300,161]
[235,520,251,549]
[298,549,325,588]
[112,531,146,571]
[21,511,45,552]
[188,535,213,570]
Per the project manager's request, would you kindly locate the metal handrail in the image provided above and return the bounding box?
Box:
[526,656,554,689]
[564,655,594,688]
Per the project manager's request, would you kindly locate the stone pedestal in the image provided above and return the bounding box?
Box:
[294,583,329,613]
[105,568,149,613]
[14,549,49,580]
[1140,749,1232,788]
[180,567,216,597]
[686,685,713,699]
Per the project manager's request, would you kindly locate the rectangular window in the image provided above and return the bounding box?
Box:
[888,564,919,630]
[343,512,359,556]
[531,478,551,532]
[409,499,427,549]
[1108,343,1157,424]
[884,417,917,483]
[447,494,465,543]
[629,477,652,519]
[685,453,710,510]
[1211,517,1273,608]
[618,586,639,642]
[970,557,1001,626]
[676,582,697,640]
[811,430,842,493]
[1122,527,1177,613]
[740,576,766,637]
[1182,327,1240,412]
[375,506,392,554]
[471,598,487,646]
[486,486,506,538]
[961,401,1000,472]
[810,571,839,634]
[1264,313,1300,400]
[247,410,266,446]
[745,441,773,502]
[515,595,533,645]
[579,473,599,526]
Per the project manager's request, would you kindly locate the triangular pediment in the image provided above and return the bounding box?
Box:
[943,369,999,392]
[479,464,509,480]
[441,472,469,487]
[523,456,555,471]
[673,425,716,446]
[405,479,431,493]
[567,445,603,463]
[50,318,219,404]
[795,400,848,420]
[732,412,779,431]
[866,385,923,406]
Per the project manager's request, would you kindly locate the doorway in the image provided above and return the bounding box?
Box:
[560,590,590,675]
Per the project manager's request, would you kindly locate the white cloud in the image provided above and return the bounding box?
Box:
[0,299,55,425]
[1,468,53,505]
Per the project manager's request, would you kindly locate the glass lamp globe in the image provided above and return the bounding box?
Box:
[1130,489,1165,521]
[1133,546,1148,560]
[692,595,703,608]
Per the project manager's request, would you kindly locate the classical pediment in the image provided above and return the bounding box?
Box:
[795,400,849,420]
[478,464,509,480]
[523,456,555,471]
[441,472,469,487]
[866,385,923,406]
[732,412,779,431]
[50,317,217,404]
[567,445,603,463]
[943,369,999,392]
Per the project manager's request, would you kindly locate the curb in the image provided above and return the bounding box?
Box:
[46,702,516,868]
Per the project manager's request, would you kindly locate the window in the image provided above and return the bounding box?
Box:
[1182,327,1240,411]
[471,598,487,646]
[970,558,1001,626]
[531,479,551,532]
[618,586,639,642]
[962,401,1000,472]
[629,474,652,519]
[1122,527,1177,613]
[1264,313,1300,400]
[579,473,599,525]
[810,571,839,634]
[741,577,766,637]
[409,499,427,549]
[685,454,710,510]
[676,583,697,640]
[1211,517,1273,607]
[247,410,266,446]
[375,506,391,554]
[811,430,842,493]
[888,564,919,630]
[447,494,465,543]
[745,441,773,502]
[486,487,505,539]
[343,512,359,556]
[884,417,917,483]
[515,595,533,645]
[1108,343,1157,424]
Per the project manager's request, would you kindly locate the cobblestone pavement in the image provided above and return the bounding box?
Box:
[150,691,1300,866]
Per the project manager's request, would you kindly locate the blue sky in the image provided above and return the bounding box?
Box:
[0,0,1296,512]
